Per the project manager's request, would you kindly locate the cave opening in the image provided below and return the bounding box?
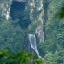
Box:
[10,1,31,28]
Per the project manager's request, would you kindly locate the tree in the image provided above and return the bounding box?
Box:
[0,19,26,53]
[39,0,64,64]
[0,49,45,64]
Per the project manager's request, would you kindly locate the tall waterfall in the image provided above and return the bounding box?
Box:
[28,34,42,58]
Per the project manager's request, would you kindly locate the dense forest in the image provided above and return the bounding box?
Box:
[0,0,64,64]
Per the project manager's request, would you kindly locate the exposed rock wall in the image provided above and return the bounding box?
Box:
[28,0,44,42]
[0,0,44,43]
[0,0,11,20]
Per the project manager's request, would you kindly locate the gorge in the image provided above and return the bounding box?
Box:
[0,0,64,64]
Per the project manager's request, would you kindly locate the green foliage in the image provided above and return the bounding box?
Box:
[39,1,64,64]
[48,0,64,19]
[28,20,41,33]
[0,49,46,64]
[55,7,64,19]
[0,19,26,53]
[34,58,46,64]
[41,17,64,64]
[0,0,64,64]
[0,49,57,64]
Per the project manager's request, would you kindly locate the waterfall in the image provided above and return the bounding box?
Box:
[28,34,42,58]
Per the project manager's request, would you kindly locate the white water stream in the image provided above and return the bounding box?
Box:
[28,34,42,58]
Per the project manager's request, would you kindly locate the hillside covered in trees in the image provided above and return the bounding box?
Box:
[0,0,64,64]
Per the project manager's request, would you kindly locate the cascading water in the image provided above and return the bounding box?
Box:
[28,34,42,58]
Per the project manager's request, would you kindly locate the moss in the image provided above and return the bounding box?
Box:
[28,20,41,33]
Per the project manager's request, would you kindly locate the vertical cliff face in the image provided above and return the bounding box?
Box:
[28,0,44,42]
[0,0,44,43]
[0,0,11,20]
[0,0,26,19]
